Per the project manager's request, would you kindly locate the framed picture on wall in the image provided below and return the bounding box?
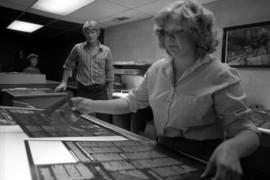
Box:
[222,21,270,68]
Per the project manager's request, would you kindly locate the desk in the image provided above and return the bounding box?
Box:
[0,106,207,180]
[0,80,77,92]
[0,80,64,108]
[0,80,58,89]
[1,88,68,109]
[0,126,128,180]
[0,106,137,180]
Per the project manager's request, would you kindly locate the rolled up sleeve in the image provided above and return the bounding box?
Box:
[63,45,78,71]
[214,81,259,138]
[105,49,114,82]
[124,74,149,112]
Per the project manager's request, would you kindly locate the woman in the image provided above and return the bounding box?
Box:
[72,0,259,179]
[23,53,41,74]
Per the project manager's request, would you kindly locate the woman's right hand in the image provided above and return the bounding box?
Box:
[54,83,67,92]
[71,97,95,114]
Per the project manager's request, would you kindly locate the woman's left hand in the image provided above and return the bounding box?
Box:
[201,143,243,180]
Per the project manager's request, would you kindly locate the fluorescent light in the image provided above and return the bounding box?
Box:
[7,20,43,33]
[32,0,95,16]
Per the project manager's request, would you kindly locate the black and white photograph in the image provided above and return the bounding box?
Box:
[1,0,270,180]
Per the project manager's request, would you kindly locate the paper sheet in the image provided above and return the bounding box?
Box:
[28,140,77,165]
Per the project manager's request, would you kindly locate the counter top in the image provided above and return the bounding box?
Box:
[0,106,208,180]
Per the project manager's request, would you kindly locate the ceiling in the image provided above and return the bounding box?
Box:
[0,0,218,37]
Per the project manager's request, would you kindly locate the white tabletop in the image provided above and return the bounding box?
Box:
[0,124,127,180]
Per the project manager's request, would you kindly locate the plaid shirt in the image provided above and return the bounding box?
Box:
[63,41,114,86]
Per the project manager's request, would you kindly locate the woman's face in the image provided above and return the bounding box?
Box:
[163,20,195,58]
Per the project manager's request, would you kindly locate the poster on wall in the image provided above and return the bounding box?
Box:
[222,21,270,68]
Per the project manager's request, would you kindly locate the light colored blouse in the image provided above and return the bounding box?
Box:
[63,42,114,86]
[124,55,257,140]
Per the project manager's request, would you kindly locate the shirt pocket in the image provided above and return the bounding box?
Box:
[178,93,215,127]
[94,58,106,70]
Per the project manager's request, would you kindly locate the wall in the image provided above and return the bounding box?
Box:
[104,18,164,90]
[207,0,270,109]
[104,0,270,109]
[104,18,167,63]
[36,33,85,81]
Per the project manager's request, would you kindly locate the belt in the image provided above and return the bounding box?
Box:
[79,83,106,88]
[156,136,222,160]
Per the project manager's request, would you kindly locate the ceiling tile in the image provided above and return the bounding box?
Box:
[136,0,179,16]
[18,12,54,25]
[68,0,128,22]
[98,21,114,28]
[200,0,219,4]
[0,19,14,32]
[104,0,158,8]
[136,0,219,18]
[0,6,22,20]
[13,0,37,6]
[0,0,36,11]
[47,20,81,31]
[0,0,220,31]
[99,9,151,28]
[28,8,63,19]
[60,16,86,24]
[33,26,65,38]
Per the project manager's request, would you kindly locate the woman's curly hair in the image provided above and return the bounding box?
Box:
[154,0,219,59]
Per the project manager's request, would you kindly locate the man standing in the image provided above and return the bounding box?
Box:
[55,20,114,123]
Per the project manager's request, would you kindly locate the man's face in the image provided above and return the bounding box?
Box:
[83,28,99,44]
[30,57,38,67]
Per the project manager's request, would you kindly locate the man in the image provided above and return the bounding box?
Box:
[23,53,41,74]
[55,20,114,123]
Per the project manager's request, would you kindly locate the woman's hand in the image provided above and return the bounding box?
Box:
[201,143,243,180]
[71,97,95,114]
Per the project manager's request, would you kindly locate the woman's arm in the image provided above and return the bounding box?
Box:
[202,68,260,179]
[72,97,132,115]
[220,129,259,158]
[72,68,150,115]
[202,130,259,179]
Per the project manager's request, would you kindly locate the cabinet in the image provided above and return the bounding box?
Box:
[113,61,151,91]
